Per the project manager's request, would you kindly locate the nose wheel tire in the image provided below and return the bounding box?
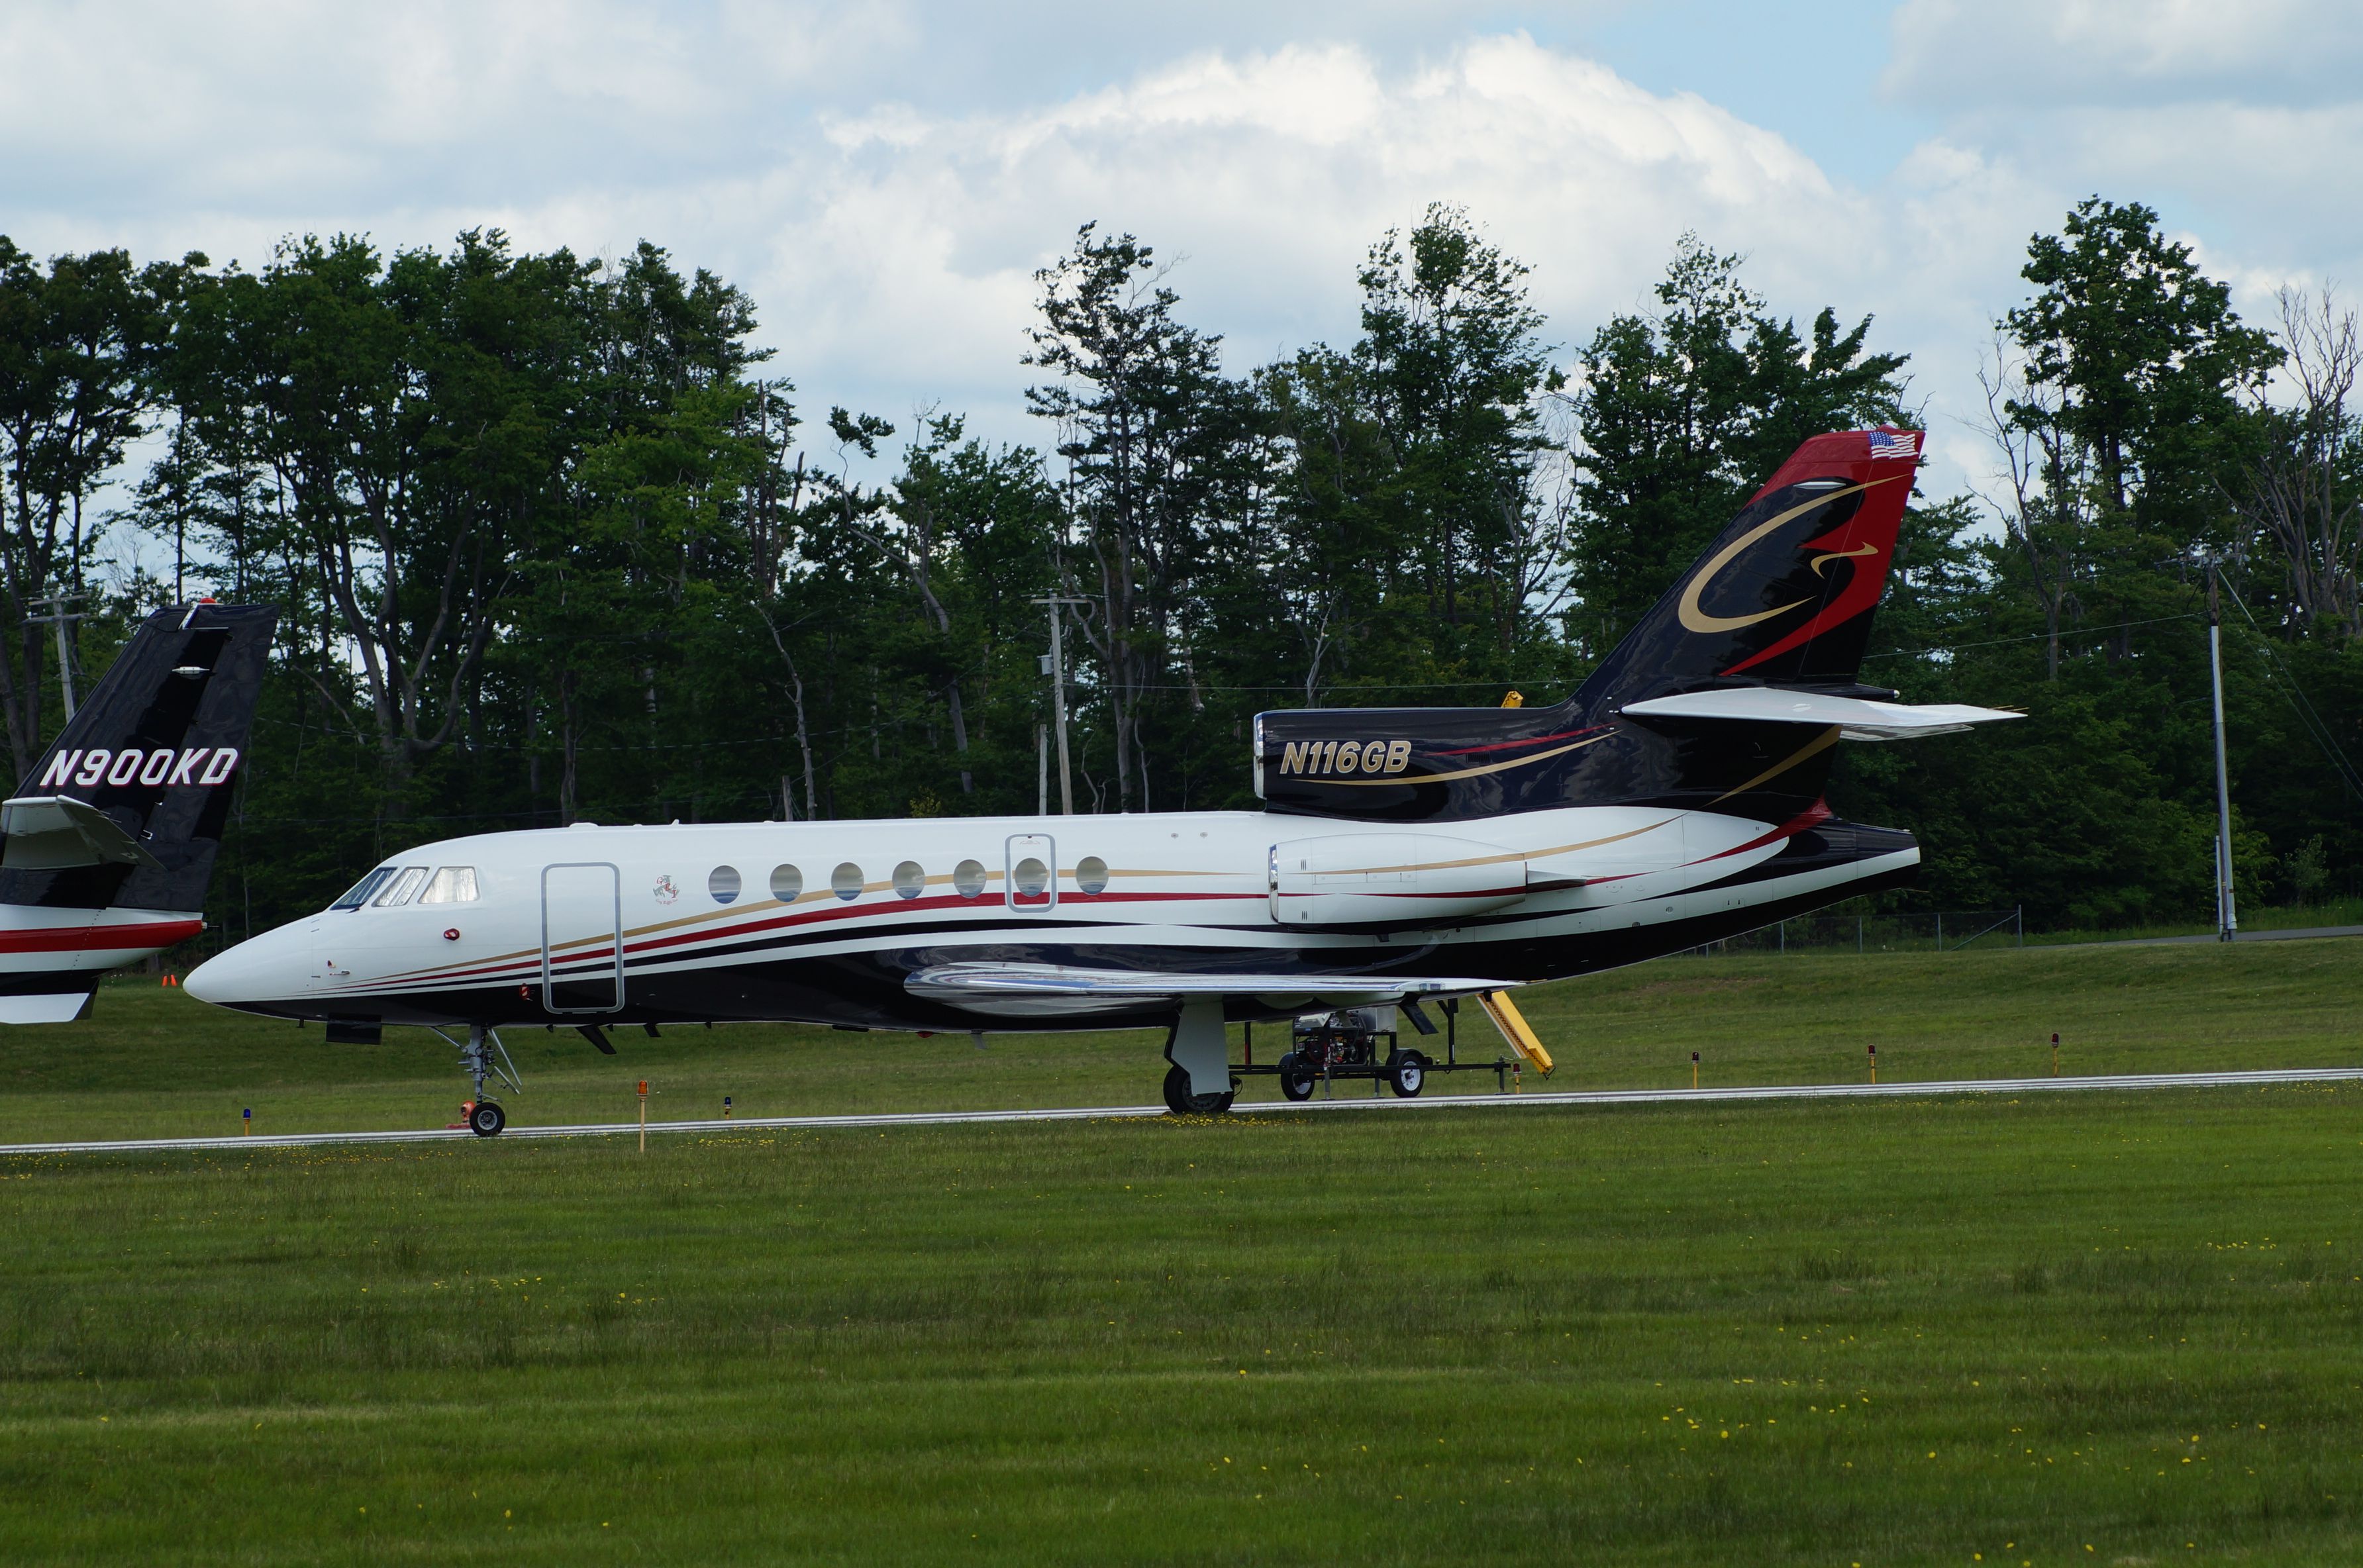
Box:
[1276,1051,1318,1102]
[468,1100,507,1138]
[1161,1063,1235,1116]
[1387,1050,1427,1099]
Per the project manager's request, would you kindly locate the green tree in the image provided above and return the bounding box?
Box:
[1568,236,1909,657]
[0,240,168,776]
[1025,223,1263,811]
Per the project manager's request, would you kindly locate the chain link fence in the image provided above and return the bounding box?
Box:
[1687,908,2025,957]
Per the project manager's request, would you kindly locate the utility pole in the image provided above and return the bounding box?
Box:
[2207,560,2238,943]
[1032,595,1089,815]
[25,594,85,722]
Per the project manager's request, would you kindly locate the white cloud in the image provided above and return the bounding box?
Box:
[1884,0,2363,313]
[1887,0,2363,107]
[735,34,2054,500]
[1,4,2347,520]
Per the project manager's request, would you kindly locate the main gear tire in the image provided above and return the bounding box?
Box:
[468,1100,507,1137]
[1162,1063,1235,1116]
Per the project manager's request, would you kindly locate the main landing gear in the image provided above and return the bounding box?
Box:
[431,1024,522,1137]
[1162,999,1237,1116]
[1162,1062,1236,1116]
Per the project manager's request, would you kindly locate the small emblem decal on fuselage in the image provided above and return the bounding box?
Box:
[653,874,679,905]
[1276,739,1413,777]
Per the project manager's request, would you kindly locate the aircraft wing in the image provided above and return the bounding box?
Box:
[1619,687,2023,741]
[905,961,1519,1019]
[0,795,164,871]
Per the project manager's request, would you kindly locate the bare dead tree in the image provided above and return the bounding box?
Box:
[1975,338,2084,679]
[2237,287,2361,638]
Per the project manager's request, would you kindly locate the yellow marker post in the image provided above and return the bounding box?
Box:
[1691,1051,1699,1090]
[1476,991,1553,1076]
[2050,1032,2059,1077]
[637,1079,648,1153]
[1868,1044,1877,1085]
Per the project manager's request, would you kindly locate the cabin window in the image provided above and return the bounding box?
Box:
[1075,856,1109,896]
[418,866,479,904]
[952,858,986,898]
[831,861,864,901]
[330,867,395,910]
[1012,856,1050,899]
[770,863,803,901]
[709,865,742,905]
[372,867,428,907]
[892,860,925,899]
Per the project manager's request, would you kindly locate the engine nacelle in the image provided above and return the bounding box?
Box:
[1268,832,1528,928]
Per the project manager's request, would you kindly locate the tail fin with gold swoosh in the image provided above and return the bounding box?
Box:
[1251,430,1924,826]
[1572,428,1923,719]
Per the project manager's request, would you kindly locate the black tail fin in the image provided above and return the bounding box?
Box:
[2,602,277,912]
[1574,428,1923,718]
[1253,431,1924,824]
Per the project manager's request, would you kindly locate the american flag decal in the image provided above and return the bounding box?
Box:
[1866,428,1919,458]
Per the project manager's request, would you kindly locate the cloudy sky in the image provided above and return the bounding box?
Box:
[5,0,2357,505]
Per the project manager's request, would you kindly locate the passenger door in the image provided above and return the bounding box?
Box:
[542,862,624,1013]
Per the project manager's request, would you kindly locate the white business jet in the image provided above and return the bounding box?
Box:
[185,431,2015,1132]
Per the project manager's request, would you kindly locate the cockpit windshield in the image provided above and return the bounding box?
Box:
[419,866,479,904]
[330,867,396,910]
[327,863,478,912]
[373,867,429,906]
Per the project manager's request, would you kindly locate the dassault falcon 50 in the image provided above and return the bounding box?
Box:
[185,430,2017,1132]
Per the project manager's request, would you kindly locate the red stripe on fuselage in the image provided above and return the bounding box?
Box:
[616,889,1268,962]
[342,889,1273,993]
[0,918,201,954]
[1432,725,1611,758]
[1705,801,1833,861]
[1579,806,1829,887]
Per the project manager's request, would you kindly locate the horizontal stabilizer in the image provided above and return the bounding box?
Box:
[0,795,164,871]
[1619,687,2023,742]
[0,992,95,1024]
[906,962,1519,1019]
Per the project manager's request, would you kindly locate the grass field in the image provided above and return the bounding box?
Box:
[2,940,2360,1563]
[4,937,2358,1144]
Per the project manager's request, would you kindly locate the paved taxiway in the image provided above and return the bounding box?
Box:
[2,1065,2356,1156]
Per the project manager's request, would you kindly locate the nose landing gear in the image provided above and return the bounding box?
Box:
[431,1024,522,1137]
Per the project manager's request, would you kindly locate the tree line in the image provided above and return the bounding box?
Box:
[0,198,2355,940]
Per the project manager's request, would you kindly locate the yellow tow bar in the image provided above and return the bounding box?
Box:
[1476,991,1553,1076]
[1475,689,1551,1076]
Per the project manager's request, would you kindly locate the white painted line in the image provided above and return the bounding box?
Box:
[2,1066,2358,1157]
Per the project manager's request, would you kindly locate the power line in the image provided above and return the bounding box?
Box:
[1861,612,2207,663]
[2218,580,2363,801]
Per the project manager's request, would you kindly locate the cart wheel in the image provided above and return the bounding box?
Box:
[1277,1051,1317,1102]
[1387,1050,1427,1099]
[1162,1063,1234,1116]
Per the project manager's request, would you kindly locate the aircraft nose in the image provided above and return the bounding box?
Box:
[184,937,293,1008]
